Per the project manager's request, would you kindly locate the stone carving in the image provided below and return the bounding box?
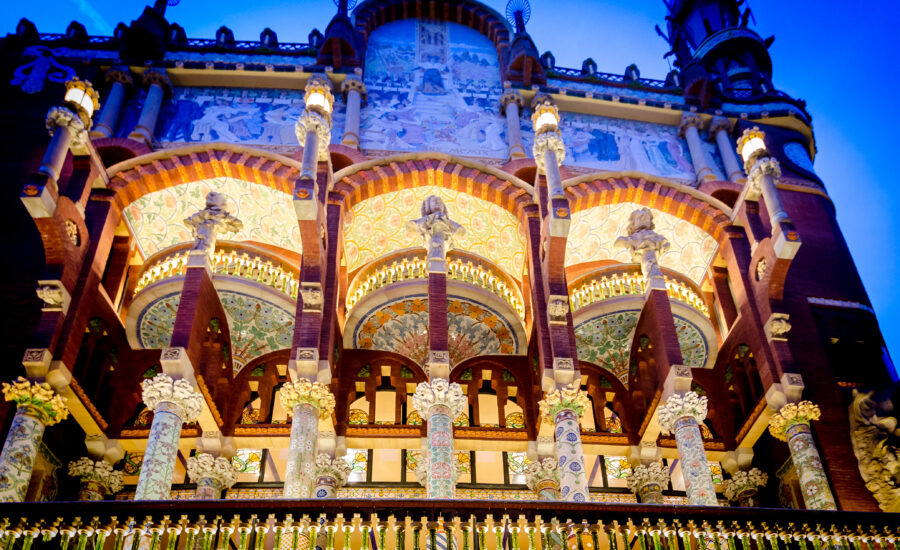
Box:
[141,374,204,422]
[538,382,590,422]
[294,110,332,160]
[299,282,324,312]
[407,196,465,265]
[768,401,821,441]
[68,457,124,498]
[532,131,566,175]
[747,157,781,200]
[36,281,66,310]
[183,192,243,257]
[10,46,76,94]
[412,378,467,419]
[677,112,702,137]
[340,77,368,102]
[279,379,335,418]
[848,390,900,512]
[1,377,68,426]
[708,116,733,136]
[614,208,670,280]
[657,391,708,434]
[499,89,524,115]
[626,462,670,499]
[160,347,183,361]
[547,295,569,324]
[64,220,79,246]
[767,313,791,341]
[186,453,238,489]
[45,105,89,154]
[524,457,560,497]
[315,453,352,487]
[722,467,768,503]
[756,258,767,281]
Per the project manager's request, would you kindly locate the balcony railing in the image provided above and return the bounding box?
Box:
[134,243,300,299]
[346,250,525,319]
[0,499,895,550]
[569,265,709,317]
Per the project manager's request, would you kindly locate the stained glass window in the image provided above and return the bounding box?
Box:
[406,450,422,472]
[606,413,623,434]
[453,412,469,427]
[349,408,369,425]
[136,408,153,426]
[605,456,633,479]
[456,451,471,474]
[123,452,143,475]
[505,412,525,429]
[709,462,724,484]
[407,410,423,426]
[507,452,531,475]
[241,406,259,424]
[700,422,714,439]
[231,449,261,474]
[345,449,368,474]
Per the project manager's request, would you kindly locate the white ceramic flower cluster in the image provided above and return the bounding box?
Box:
[186,452,238,489]
[141,374,204,421]
[538,382,590,422]
[722,468,768,501]
[67,457,124,494]
[626,462,670,493]
[657,391,708,434]
[411,378,467,419]
[768,401,821,441]
[315,453,352,487]
[278,379,336,419]
[2,377,68,425]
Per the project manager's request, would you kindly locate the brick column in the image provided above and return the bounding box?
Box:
[657,391,718,506]
[280,380,335,498]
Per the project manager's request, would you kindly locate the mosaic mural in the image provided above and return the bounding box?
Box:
[344,185,526,278]
[574,310,708,386]
[137,290,294,371]
[360,20,506,158]
[123,177,301,258]
[566,202,718,284]
[352,295,518,365]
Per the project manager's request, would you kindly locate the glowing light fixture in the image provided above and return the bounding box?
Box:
[63,77,100,122]
[303,75,334,117]
[531,95,560,134]
[736,127,768,166]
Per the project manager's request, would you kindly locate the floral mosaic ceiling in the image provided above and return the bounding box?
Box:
[352,295,519,365]
[343,185,526,279]
[574,310,708,387]
[566,202,718,284]
[137,290,294,372]
[123,177,301,258]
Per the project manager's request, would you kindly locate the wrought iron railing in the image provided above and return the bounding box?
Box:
[34,33,312,54]
[134,243,299,299]
[548,67,670,89]
[346,250,525,319]
[568,265,709,317]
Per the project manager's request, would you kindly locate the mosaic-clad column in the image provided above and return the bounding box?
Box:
[524,457,561,500]
[91,67,132,138]
[709,116,744,182]
[722,467,767,507]
[657,391,718,506]
[500,89,526,160]
[768,401,837,510]
[280,379,335,498]
[67,457,124,501]
[314,453,351,498]
[626,462,670,504]
[186,453,238,499]
[134,374,203,500]
[0,377,68,502]
[340,76,366,148]
[128,69,171,145]
[679,112,715,184]
[539,383,590,502]
[412,379,467,499]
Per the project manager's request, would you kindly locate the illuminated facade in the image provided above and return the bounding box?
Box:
[0,0,898,546]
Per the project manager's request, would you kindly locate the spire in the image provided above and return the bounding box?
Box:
[504,0,545,86]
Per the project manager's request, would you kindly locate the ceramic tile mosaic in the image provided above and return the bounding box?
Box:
[283,403,318,499]
[0,408,47,502]
[134,403,185,500]
[785,423,837,510]
[671,416,717,506]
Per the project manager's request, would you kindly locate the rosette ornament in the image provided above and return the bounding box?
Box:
[722,468,768,507]
[626,462,670,504]
[67,457,124,500]
[186,453,238,499]
[657,391,708,434]
[411,379,467,419]
[538,382,590,422]
[279,379,336,419]
[524,457,561,500]
[141,374,203,421]
[314,453,352,498]
[767,401,820,441]
[2,377,68,426]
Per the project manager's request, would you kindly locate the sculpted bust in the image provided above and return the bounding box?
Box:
[407,195,465,263]
[183,191,243,255]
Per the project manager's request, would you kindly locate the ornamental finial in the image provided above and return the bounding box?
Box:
[2,377,68,426]
[768,400,821,441]
[538,382,590,422]
[656,391,708,434]
[141,373,204,422]
[279,379,336,419]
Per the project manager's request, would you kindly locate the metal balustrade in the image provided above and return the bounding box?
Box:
[569,265,709,317]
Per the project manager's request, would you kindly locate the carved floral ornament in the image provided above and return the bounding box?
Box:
[767,400,821,441]
[294,110,332,159]
[186,452,239,489]
[848,390,900,512]
[1,377,68,425]
[67,457,124,494]
[279,379,336,419]
[721,467,768,502]
[538,382,590,422]
[411,378,467,419]
[141,373,204,422]
[532,131,566,173]
[523,457,560,492]
[656,391,708,434]
[315,453,352,487]
[747,157,782,198]
[626,462,670,493]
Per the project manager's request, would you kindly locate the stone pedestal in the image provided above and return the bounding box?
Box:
[412,379,467,499]
[657,391,718,506]
[539,383,590,502]
[722,467,767,507]
[186,452,238,499]
[769,401,837,510]
[134,374,203,500]
[279,380,335,498]
[314,453,351,498]
[626,462,669,504]
[67,457,124,501]
[524,457,561,500]
[0,377,68,502]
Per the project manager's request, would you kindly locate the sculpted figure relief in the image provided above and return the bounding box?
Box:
[614,208,670,280]
[849,390,900,512]
[183,191,243,256]
[407,195,465,263]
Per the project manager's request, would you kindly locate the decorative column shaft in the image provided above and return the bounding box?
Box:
[533,133,566,199]
[67,457,124,501]
[738,127,789,226]
[679,113,714,184]
[709,117,743,182]
[722,468,767,507]
[41,107,89,182]
[0,378,68,502]
[295,75,333,181]
[134,374,203,500]
[186,453,238,499]
[314,453,351,498]
[128,70,170,145]
[524,457,561,500]
[626,462,670,504]
[340,77,366,148]
[657,391,718,506]
[500,89,526,160]
[92,68,132,138]
[412,379,467,499]
[539,383,590,502]
[769,401,837,510]
[279,380,335,498]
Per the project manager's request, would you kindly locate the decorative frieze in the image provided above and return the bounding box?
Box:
[538,382,589,422]
[722,468,767,506]
[2,377,68,426]
[279,379,336,418]
[412,379,466,419]
[67,457,124,500]
[141,374,203,421]
[657,391,708,434]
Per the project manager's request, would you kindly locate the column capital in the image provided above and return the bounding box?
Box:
[67,457,124,494]
[678,112,703,137]
[142,68,172,94]
[708,116,733,137]
[524,457,560,493]
[538,382,589,422]
[279,379,335,418]
[2,377,68,426]
[340,76,367,103]
[45,105,90,153]
[141,373,204,422]
[295,110,332,160]
[105,67,134,87]
[768,400,821,441]
[614,208,670,282]
[315,453,351,487]
[412,378,466,419]
[499,89,525,115]
[186,452,238,489]
[746,157,781,198]
[532,131,566,172]
[722,467,767,502]
[626,461,670,494]
[657,390,708,434]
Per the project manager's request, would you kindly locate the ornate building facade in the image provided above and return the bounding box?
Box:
[0,0,898,545]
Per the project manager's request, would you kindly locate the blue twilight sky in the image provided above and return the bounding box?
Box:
[2,0,899,373]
